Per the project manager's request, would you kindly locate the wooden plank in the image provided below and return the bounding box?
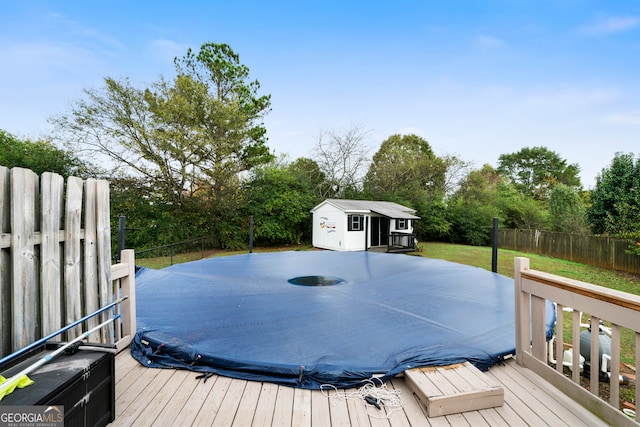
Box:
[115,363,165,418]
[271,385,294,426]
[443,412,470,426]
[404,367,442,403]
[115,352,140,385]
[191,375,233,426]
[405,363,503,417]
[116,368,176,425]
[387,379,438,427]
[344,389,371,427]
[382,380,411,427]
[311,387,332,427]
[152,370,198,426]
[232,379,262,426]
[40,172,64,336]
[213,379,248,426]
[326,386,351,427]
[251,382,278,426]
[11,167,39,350]
[292,388,312,427]
[476,407,510,427]
[64,176,84,339]
[84,178,99,333]
[131,370,188,427]
[487,361,565,425]
[170,372,220,427]
[143,369,193,426]
[499,358,601,426]
[0,166,10,357]
[96,179,113,342]
[461,410,490,426]
[531,294,547,361]
[116,250,137,345]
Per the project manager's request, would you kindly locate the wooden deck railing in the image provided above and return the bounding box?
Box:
[111,249,137,351]
[515,257,640,426]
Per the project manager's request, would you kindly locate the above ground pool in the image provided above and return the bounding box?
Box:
[131,250,554,389]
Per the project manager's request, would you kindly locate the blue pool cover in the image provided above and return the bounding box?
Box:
[131,250,555,389]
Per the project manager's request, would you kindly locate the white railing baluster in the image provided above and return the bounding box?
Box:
[555,303,564,374]
[572,309,581,383]
[610,324,621,407]
[590,316,600,395]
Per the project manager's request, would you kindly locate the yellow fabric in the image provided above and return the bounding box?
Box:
[0,374,35,401]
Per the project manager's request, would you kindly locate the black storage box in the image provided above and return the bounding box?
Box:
[0,343,115,427]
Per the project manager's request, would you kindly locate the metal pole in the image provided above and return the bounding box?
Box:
[365,216,369,251]
[492,217,499,273]
[0,296,128,366]
[0,318,114,399]
[117,216,126,262]
[249,215,254,253]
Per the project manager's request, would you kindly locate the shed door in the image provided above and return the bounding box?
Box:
[370,217,389,246]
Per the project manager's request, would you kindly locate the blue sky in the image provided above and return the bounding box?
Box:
[1,1,639,189]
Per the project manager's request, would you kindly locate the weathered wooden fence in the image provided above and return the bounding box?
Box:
[0,166,136,359]
[499,229,640,275]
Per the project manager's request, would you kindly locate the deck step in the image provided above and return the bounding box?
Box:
[404,362,504,417]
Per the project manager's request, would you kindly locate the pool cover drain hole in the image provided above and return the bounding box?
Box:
[288,275,346,286]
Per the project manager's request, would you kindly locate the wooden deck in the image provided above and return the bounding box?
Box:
[109,351,610,426]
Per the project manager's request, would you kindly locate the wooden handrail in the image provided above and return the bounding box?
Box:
[521,269,640,312]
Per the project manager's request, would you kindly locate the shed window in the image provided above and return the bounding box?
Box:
[397,219,409,230]
[348,215,364,231]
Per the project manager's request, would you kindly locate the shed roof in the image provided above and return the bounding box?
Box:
[314,199,420,220]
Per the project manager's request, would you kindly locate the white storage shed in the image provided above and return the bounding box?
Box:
[311,199,420,252]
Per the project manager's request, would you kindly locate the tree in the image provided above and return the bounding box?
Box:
[244,160,319,245]
[447,164,550,245]
[447,165,502,245]
[288,157,329,199]
[312,124,371,198]
[496,180,550,230]
[364,134,451,240]
[52,42,273,247]
[364,134,446,199]
[0,130,93,178]
[497,146,581,200]
[587,152,640,236]
[548,184,588,234]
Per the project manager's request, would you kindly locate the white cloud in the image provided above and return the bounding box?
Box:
[475,34,506,48]
[145,39,190,63]
[579,16,640,35]
[520,86,622,111]
[606,111,640,126]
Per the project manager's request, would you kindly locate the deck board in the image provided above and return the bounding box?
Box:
[232,380,262,426]
[170,374,220,427]
[109,352,611,426]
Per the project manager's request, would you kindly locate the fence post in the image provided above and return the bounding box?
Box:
[249,215,254,253]
[514,257,530,366]
[492,217,498,273]
[117,216,126,262]
[118,249,136,352]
